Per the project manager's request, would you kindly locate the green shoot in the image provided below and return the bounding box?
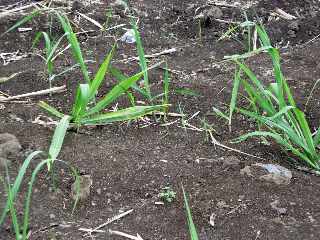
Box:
[175,88,201,97]
[2,10,41,36]
[132,19,152,101]
[182,185,199,240]
[47,115,71,171]
[56,13,90,84]
[32,31,67,91]
[162,63,170,119]
[103,8,113,31]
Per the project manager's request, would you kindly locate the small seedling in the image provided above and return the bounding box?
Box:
[103,7,113,31]
[200,118,216,143]
[159,186,176,203]
[32,31,67,91]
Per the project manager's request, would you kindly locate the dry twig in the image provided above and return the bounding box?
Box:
[0,85,66,102]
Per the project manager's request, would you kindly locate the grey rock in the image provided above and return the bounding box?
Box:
[204,6,223,19]
[259,173,291,185]
[240,163,292,185]
[0,140,21,156]
[71,0,85,11]
[288,30,296,38]
[240,165,253,176]
[216,200,230,209]
[0,133,21,169]
[270,200,287,215]
[221,156,241,168]
[288,21,300,31]
[71,175,93,201]
[0,133,17,143]
[111,0,128,8]
[0,157,9,168]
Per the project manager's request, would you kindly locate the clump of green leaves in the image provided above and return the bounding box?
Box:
[226,24,320,171]
[38,13,163,124]
[159,186,176,203]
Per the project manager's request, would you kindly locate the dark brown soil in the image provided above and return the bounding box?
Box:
[1,0,320,239]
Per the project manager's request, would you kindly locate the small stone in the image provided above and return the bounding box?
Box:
[49,213,56,219]
[288,21,300,31]
[240,166,253,176]
[111,0,128,8]
[0,133,17,143]
[240,163,292,185]
[71,175,93,201]
[238,195,245,202]
[9,114,24,123]
[71,0,84,11]
[288,30,296,38]
[270,200,287,215]
[0,133,21,169]
[96,188,102,195]
[259,173,291,185]
[0,157,9,168]
[216,200,230,209]
[114,193,121,201]
[221,156,241,168]
[204,6,223,19]
[0,141,21,156]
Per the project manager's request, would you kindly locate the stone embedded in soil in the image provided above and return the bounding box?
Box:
[270,200,287,215]
[71,175,93,201]
[111,0,127,8]
[216,200,230,209]
[220,156,241,168]
[204,6,223,19]
[71,0,85,11]
[288,21,300,32]
[203,156,241,169]
[195,6,223,27]
[259,173,291,185]
[240,163,292,185]
[0,157,9,168]
[0,133,21,168]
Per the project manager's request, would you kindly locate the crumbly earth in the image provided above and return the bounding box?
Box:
[1,0,320,239]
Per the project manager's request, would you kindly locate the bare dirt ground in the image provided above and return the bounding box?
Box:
[1,0,320,239]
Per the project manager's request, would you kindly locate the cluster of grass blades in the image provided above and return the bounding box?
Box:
[6,10,167,124]
[224,24,320,171]
[110,19,170,111]
[218,13,256,52]
[0,115,81,240]
[1,9,167,240]
[25,11,165,155]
